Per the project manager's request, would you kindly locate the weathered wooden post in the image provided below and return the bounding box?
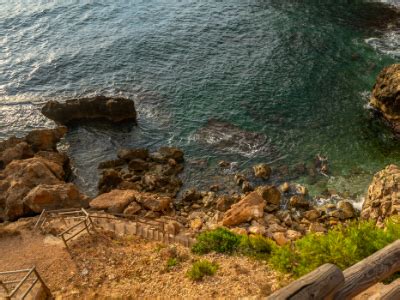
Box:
[334,239,400,299]
[267,263,344,300]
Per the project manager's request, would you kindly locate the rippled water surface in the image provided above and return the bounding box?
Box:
[0,1,399,197]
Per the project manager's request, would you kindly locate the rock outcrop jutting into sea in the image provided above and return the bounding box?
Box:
[41,95,137,125]
[361,164,400,223]
[370,63,400,134]
[0,127,88,221]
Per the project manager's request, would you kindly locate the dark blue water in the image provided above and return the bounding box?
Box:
[0,1,399,198]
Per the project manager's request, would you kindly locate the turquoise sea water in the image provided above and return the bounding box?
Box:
[0,1,399,198]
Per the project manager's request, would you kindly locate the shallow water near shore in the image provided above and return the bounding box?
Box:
[0,2,400,198]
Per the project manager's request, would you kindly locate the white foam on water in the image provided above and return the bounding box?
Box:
[365,30,400,58]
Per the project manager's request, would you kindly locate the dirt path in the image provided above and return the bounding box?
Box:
[0,219,288,299]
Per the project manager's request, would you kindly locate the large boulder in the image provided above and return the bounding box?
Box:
[41,96,137,125]
[25,127,67,151]
[369,64,400,134]
[133,192,172,212]
[89,189,172,214]
[361,164,400,222]
[90,189,136,213]
[23,183,88,213]
[222,191,266,226]
[0,127,67,169]
[0,157,66,220]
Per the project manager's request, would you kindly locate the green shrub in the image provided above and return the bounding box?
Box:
[166,257,178,270]
[187,260,218,281]
[238,234,274,259]
[191,227,241,254]
[269,219,400,278]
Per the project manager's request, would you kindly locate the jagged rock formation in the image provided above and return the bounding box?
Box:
[89,189,172,215]
[0,127,88,221]
[370,64,400,134]
[41,95,137,125]
[97,147,184,197]
[361,164,400,222]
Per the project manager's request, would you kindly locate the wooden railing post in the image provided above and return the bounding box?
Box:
[334,239,400,299]
[267,264,344,300]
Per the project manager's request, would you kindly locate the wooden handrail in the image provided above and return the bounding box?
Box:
[267,264,344,300]
[333,239,400,299]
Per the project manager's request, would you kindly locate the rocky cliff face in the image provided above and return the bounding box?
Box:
[0,127,88,221]
[369,64,400,134]
[361,164,400,223]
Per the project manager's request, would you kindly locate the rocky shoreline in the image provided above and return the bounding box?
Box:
[1,64,400,245]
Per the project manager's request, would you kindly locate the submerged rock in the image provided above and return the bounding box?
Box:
[361,164,400,221]
[192,119,277,157]
[41,95,137,125]
[253,163,271,179]
[98,146,184,197]
[369,64,400,134]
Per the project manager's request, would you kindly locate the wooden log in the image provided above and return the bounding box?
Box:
[380,279,400,300]
[267,263,344,300]
[334,239,400,299]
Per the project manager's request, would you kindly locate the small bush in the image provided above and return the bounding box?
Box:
[238,235,274,259]
[166,257,178,270]
[269,219,400,278]
[191,227,241,254]
[187,260,218,281]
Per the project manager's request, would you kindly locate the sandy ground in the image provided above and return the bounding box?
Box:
[0,218,289,299]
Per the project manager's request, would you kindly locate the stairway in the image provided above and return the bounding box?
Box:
[89,212,196,247]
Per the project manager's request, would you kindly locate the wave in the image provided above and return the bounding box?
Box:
[365,30,400,58]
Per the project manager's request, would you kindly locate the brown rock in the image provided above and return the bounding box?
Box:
[216,195,233,212]
[272,232,289,246]
[256,185,281,206]
[190,218,203,231]
[134,192,171,212]
[309,223,327,233]
[158,147,184,163]
[98,169,123,193]
[303,209,321,221]
[279,182,290,193]
[369,64,400,134]
[253,163,271,179]
[90,189,136,213]
[230,227,247,235]
[0,157,68,220]
[289,195,310,209]
[286,230,302,241]
[128,159,149,171]
[222,191,266,226]
[0,142,33,167]
[361,164,400,221]
[337,200,356,219]
[117,148,149,161]
[98,159,126,169]
[165,220,183,235]
[23,183,88,213]
[25,127,67,151]
[41,96,137,125]
[123,201,142,216]
[248,223,266,235]
[242,181,253,193]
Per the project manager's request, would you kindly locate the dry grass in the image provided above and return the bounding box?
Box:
[0,226,21,238]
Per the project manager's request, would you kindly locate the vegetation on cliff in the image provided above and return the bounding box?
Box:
[192,218,400,278]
